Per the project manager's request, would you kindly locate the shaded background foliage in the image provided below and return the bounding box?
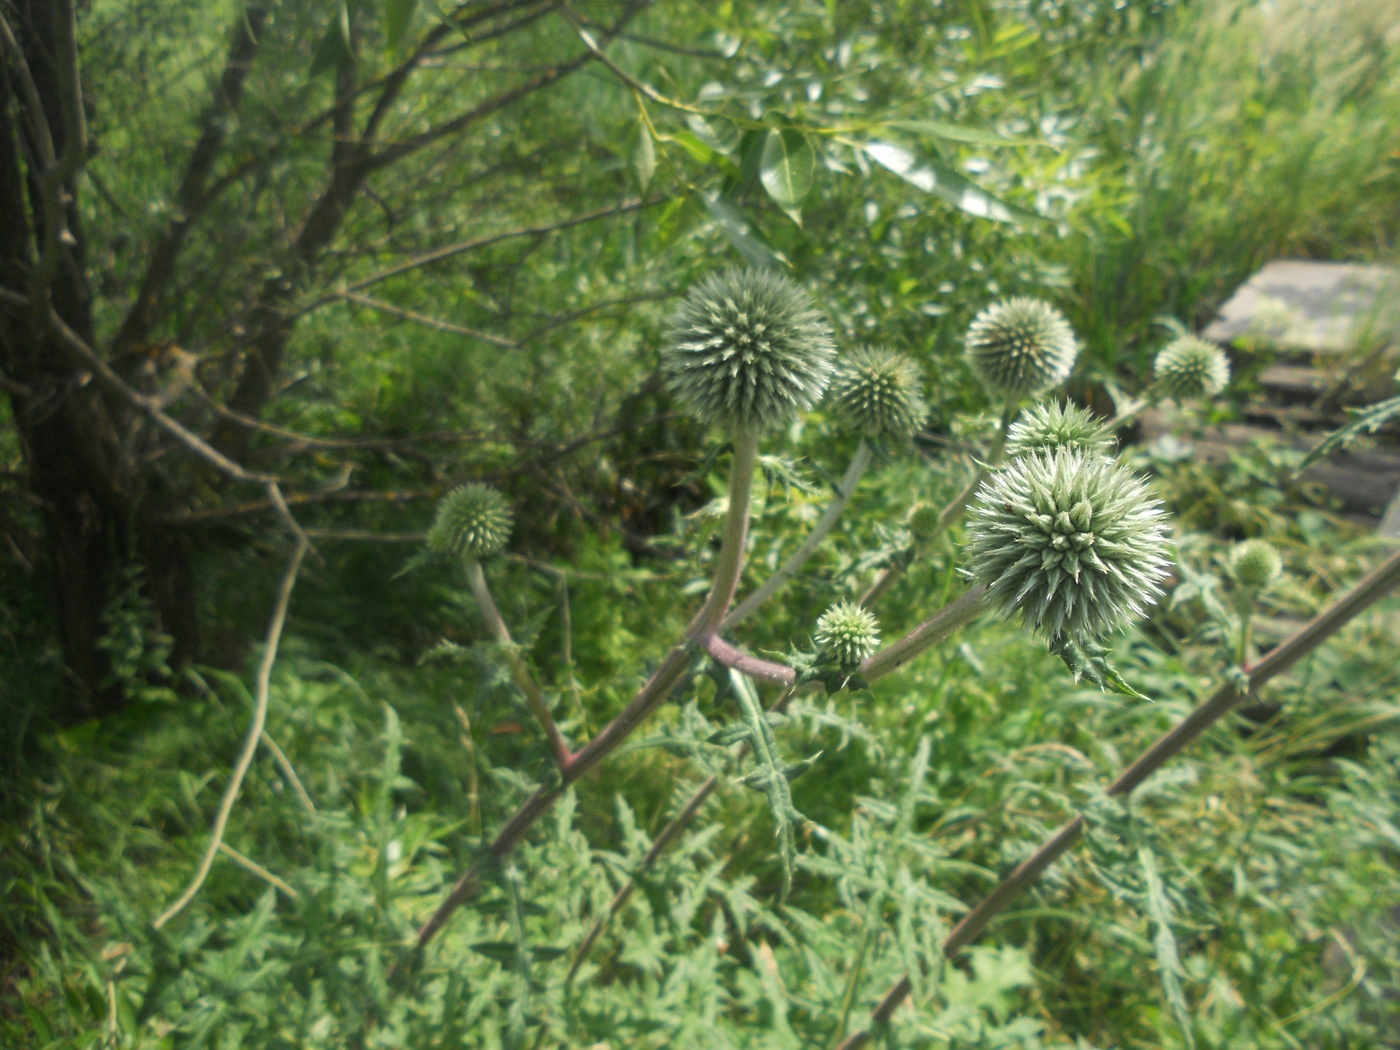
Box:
[2,0,1400,1047]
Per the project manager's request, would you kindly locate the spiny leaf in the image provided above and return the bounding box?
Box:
[1048,635,1151,701]
[1295,392,1400,473]
[730,670,801,899]
[1139,846,1197,1050]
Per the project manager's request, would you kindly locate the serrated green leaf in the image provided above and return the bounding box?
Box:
[759,128,815,211]
[383,0,416,48]
[699,192,785,270]
[626,119,656,192]
[863,140,1041,224]
[1139,847,1197,1050]
[1295,392,1400,472]
[1048,635,1151,701]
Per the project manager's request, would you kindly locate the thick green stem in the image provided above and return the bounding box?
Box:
[860,584,990,680]
[723,440,871,631]
[465,557,572,768]
[861,407,1012,609]
[691,427,761,636]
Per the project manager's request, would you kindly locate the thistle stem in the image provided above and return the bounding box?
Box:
[723,440,872,631]
[860,407,1012,609]
[465,557,573,769]
[409,426,762,956]
[859,585,990,680]
[833,544,1400,1049]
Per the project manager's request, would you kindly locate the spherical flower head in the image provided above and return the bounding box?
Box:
[427,483,513,559]
[1005,401,1114,459]
[908,503,942,545]
[814,600,880,667]
[1153,335,1230,401]
[965,297,1079,400]
[662,268,836,431]
[1231,539,1282,591]
[966,449,1171,640]
[828,347,927,439]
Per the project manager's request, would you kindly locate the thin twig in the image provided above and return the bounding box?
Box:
[465,557,572,768]
[153,537,308,929]
[337,290,519,348]
[216,842,299,899]
[722,441,873,631]
[259,729,316,814]
[834,544,1400,1048]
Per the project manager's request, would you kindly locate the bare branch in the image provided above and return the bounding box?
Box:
[216,842,299,898]
[153,535,307,929]
[337,290,519,347]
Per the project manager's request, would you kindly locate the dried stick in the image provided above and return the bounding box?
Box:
[153,537,307,929]
[833,544,1400,1048]
[217,842,299,899]
[259,729,316,814]
[465,557,573,768]
[722,441,873,631]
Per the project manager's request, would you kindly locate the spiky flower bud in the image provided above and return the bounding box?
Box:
[662,268,836,431]
[1153,335,1230,400]
[427,483,513,559]
[1005,401,1114,459]
[908,503,942,545]
[828,347,927,439]
[814,600,880,667]
[1231,539,1282,591]
[966,450,1171,640]
[965,297,1079,400]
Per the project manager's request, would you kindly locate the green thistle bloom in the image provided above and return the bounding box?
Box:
[662,268,835,430]
[427,483,513,559]
[1153,335,1230,400]
[966,450,1171,639]
[1005,401,1114,459]
[814,600,880,667]
[908,503,942,544]
[965,297,1079,400]
[828,347,927,438]
[1231,539,1282,591]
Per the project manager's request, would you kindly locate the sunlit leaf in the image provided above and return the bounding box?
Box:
[626,120,656,192]
[863,140,1041,223]
[700,192,786,270]
[687,114,741,154]
[759,128,815,212]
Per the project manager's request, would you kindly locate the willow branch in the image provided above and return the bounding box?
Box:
[337,290,520,347]
[154,536,307,928]
[722,441,873,631]
[465,557,572,768]
[834,544,1400,1048]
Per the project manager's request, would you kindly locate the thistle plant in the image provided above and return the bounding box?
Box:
[1005,401,1114,459]
[428,483,513,559]
[828,347,927,439]
[965,297,1079,401]
[966,449,1172,640]
[1231,539,1282,593]
[661,267,836,432]
[814,600,880,667]
[1152,335,1231,401]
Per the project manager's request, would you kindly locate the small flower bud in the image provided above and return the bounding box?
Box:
[1231,539,1282,592]
[966,450,1172,640]
[829,347,927,439]
[965,297,1079,400]
[427,483,513,559]
[662,268,836,431]
[814,600,880,667]
[1153,335,1230,401]
[908,503,942,545]
[1005,401,1114,459]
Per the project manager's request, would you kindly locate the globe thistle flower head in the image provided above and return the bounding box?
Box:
[829,347,927,438]
[662,268,836,431]
[427,483,513,559]
[1005,401,1114,459]
[814,600,880,667]
[1231,539,1282,591]
[1153,335,1230,401]
[908,503,942,545]
[965,297,1079,400]
[966,449,1171,640]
